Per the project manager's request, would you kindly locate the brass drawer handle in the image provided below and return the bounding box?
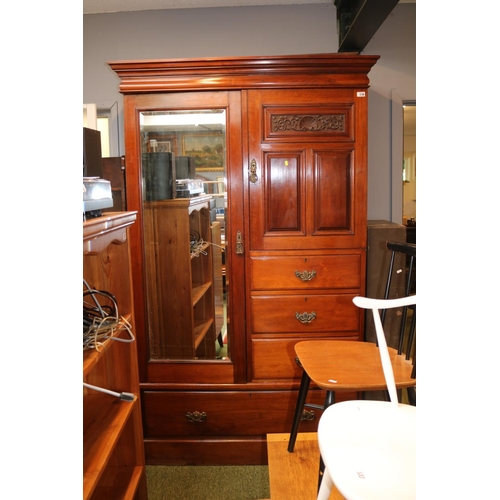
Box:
[295,270,316,282]
[295,312,316,324]
[301,409,316,422]
[186,411,207,423]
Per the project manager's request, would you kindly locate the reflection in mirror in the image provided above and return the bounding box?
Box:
[403,104,416,227]
[140,110,229,362]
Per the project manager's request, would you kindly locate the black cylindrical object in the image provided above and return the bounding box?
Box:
[175,155,197,180]
[142,152,175,200]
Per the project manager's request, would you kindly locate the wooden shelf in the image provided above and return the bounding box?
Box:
[83,315,133,377]
[194,318,214,349]
[83,339,112,378]
[192,282,212,306]
[83,395,136,498]
[88,466,145,500]
[83,211,137,255]
[190,241,211,260]
[83,212,146,500]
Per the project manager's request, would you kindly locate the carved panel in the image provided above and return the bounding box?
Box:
[264,105,353,142]
[272,114,345,133]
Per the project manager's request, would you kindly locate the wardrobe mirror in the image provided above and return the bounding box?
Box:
[403,103,416,225]
[140,109,229,361]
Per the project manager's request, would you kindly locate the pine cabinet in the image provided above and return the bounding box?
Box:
[83,212,147,499]
[109,53,378,465]
[143,196,216,360]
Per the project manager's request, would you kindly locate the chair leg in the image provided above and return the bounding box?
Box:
[324,390,334,408]
[317,391,335,490]
[407,386,416,406]
[287,369,311,452]
[317,463,334,500]
[318,455,325,493]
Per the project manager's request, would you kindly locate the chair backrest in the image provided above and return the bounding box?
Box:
[383,241,416,300]
[381,241,416,355]
[353,295,417,405]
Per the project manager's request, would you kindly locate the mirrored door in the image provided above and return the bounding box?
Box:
[140,108,229,361]
[122,89,246,383]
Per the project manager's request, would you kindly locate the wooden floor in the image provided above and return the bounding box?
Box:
[266,433,344,500]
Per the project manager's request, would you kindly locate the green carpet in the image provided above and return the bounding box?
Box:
[146,465,270,500]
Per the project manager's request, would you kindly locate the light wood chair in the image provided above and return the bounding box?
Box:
[288,242,416,444]
[287,241,416,492]
[317,295,416,500]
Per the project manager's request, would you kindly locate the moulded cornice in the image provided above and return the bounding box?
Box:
[108,53,380,93]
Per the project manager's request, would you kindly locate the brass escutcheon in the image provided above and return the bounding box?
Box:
[236,230,244,254]
[249,159,258,183]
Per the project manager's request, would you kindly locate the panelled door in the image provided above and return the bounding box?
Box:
[245,88,369,382]
[246,88,368,251]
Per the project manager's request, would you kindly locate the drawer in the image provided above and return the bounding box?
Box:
[142,389,324,438]
[251,293,360,333]
[252,338,302,380]
[250,254,361,290]
[251,336,357,380]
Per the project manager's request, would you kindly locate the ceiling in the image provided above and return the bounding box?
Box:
[84,0,414,15]
[83,0,331,14]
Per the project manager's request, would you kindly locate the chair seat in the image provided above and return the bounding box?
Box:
[317,400,416,500]
[295,340,415,392]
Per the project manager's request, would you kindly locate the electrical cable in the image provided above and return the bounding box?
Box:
[190,237,225,258]
[83,278,110,317]
[83,314,135,351]
[83,281,137,401]
[83,281,135,351]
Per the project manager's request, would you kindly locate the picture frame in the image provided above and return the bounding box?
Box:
[157,141,171,153]
[182,133,225,172]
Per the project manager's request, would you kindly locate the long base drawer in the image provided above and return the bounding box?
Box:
[142,389,325,439]
[145,437,268,466]
[142,387,355,465]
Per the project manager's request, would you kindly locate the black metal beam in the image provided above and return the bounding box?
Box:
[335,0,400,53]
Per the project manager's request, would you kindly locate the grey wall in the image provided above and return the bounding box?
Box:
[363,4,416,221]
[83,3,415,220]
